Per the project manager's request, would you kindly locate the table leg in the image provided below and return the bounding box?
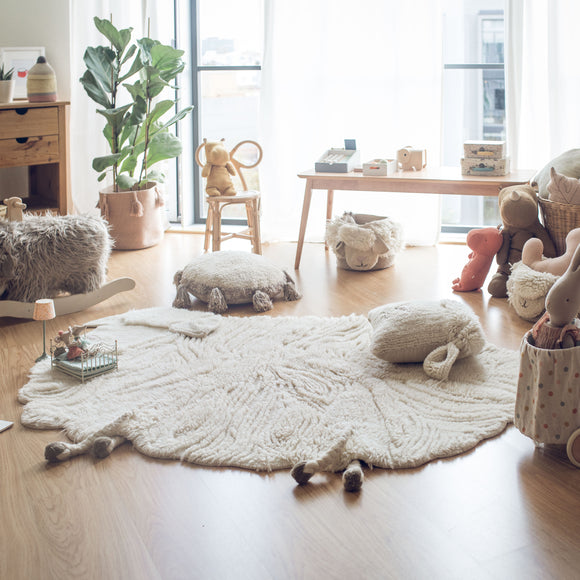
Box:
[325,189,334,250]
[294,180,313,269]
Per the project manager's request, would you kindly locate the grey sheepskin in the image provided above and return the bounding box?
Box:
[325,212,404,271]
[173,250,301,313]
[0,214,112,302]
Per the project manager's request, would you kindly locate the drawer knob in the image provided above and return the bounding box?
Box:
[15,108,29,116]
[16,137,29,144]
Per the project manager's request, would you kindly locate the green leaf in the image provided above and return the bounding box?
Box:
[94,17,133,54]
[119,152,139,176]
[96,103,132,126]
[146,132,183,168]
[117,174,138,189]
[119,47,144,82]
[97,172,107,182]
[79,70,111,109]
[83,46,116,92]
[93,153,124,172]
[149,100,175,124]
[144,169,166,183]
[151,45,186,82]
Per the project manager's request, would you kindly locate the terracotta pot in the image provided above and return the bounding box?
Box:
[98,183,166,250]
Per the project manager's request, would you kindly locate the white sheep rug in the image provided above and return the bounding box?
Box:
[19,307,519,473]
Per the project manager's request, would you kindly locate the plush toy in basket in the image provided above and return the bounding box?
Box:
[538,165,580,257]
[325,212,404,271]
[515,245,580,467]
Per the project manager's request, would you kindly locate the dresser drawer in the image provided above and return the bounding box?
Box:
[0,135,59,168]
[0,106,59,139]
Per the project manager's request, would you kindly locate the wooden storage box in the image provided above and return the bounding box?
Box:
[463,140,506,159]
[315,148,360,173]
[362,159,397,176]
[461,156,510,176]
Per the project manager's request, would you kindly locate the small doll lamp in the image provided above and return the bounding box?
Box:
[33,299,55,361]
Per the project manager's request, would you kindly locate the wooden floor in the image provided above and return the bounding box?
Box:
[1,234,579,580]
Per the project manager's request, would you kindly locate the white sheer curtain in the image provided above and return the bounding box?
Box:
[70,1,175,214]
[259,0,445,245]
[506,0,580,171]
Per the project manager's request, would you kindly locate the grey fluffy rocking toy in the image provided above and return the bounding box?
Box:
[0,197,135,319]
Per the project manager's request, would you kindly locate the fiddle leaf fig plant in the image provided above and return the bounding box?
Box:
[80,16,192,191]
[0,63,14,80]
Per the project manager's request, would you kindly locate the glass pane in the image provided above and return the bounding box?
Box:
[199,70,261,219]
[481,17,504,63]
[441,4,505,231]
[441,65,505,229]
[199,0,263,66]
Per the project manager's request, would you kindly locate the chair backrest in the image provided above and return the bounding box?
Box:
[195,139,263,191]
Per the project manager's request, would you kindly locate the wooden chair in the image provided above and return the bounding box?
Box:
[195,140,263,254]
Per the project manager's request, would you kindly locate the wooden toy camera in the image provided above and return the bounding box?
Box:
[396,147,427,171]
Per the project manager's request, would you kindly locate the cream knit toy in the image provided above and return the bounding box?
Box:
[368,299,486,380]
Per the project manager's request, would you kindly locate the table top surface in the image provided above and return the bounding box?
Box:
[298,166,535,184]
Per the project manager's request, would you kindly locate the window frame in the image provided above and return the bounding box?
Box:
[189,0,262,225]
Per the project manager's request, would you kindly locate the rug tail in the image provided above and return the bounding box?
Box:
[44,415,130,463]
[290,433,364,492]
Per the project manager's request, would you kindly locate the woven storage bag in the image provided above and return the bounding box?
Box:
[98,184,165,250]
[539,197,580,256]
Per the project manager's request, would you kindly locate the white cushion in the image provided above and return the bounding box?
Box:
[368,299,485,380]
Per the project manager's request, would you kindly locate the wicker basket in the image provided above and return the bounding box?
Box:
[539,197,580,256]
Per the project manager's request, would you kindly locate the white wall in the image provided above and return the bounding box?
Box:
[0,0,71,100]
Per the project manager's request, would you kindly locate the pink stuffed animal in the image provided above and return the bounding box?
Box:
[452,227,503,292]
[522,227,580,277]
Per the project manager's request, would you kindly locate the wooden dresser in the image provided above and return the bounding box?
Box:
[0,100,71,215]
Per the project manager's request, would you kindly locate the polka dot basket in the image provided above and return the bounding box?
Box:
[515,333,580,467]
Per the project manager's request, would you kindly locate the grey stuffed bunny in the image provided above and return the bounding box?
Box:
[530,245,580,349]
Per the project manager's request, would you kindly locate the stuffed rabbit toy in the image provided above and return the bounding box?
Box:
[529,245,580,349]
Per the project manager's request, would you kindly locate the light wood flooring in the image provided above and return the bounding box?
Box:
[1,234,579,580]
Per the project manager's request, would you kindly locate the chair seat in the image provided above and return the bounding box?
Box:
[206,191,260,202]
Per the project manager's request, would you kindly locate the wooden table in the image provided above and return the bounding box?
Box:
[294,166,535,269]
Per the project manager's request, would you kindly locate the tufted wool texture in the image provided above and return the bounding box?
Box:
[507,261,558,321]
[19,307,518,471]
[368,299,486,380]
[173,251,301,313]
[0,214,111,302]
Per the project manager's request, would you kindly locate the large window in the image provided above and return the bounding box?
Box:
[191,0,263,224]
[441,4,505,233]
[183,1,503,231]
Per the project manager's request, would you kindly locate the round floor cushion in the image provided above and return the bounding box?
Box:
[172,251,301,313]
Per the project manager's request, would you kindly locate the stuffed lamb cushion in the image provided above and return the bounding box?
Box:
[172,251,301,314]
[506,261,558,321]
[368,299,485,380]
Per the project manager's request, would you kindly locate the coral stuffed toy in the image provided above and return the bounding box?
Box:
[452,226,503,292]
[487,184,556,298]
[201,138,237,197]
[522,227,580,277]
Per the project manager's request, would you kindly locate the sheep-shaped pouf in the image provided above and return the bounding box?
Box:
[325,212,404,271]
[173,251,301,314]
[0,214,112,303]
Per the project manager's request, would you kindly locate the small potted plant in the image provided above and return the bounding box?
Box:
[0,63,15,104]
[80,17,192,249]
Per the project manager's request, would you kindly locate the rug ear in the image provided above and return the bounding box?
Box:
[423,342,460,380]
